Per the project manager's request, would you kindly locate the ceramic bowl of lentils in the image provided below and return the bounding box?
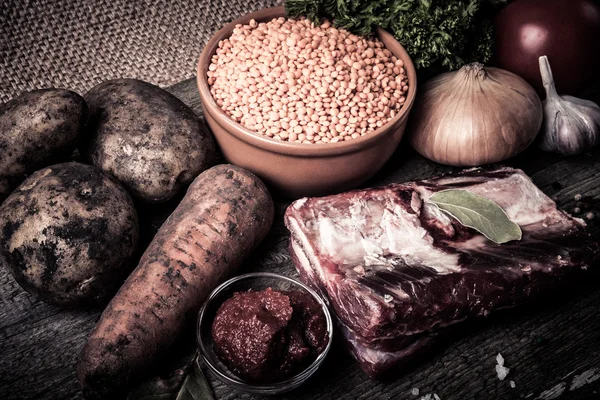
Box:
[197,6,417,198]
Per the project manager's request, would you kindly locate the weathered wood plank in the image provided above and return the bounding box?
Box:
[0,77,598,400]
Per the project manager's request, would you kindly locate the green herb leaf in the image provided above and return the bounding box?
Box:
[128,394,175,400]
[175,359,215,400]
[128,368,188,400]
[285,0,507,72]
[428,189,522,244]
[128,355,214,400]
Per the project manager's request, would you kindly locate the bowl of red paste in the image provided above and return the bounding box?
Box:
[197,272,333,394]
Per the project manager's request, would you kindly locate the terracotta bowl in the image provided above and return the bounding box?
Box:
[197,6,417,199]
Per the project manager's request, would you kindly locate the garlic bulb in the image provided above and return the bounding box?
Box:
[408,63,543,167]
[538,56,600,155]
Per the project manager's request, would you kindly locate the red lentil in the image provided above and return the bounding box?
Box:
[207,17,409,144]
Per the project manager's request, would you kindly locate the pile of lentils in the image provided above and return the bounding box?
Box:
[207,17,409,144]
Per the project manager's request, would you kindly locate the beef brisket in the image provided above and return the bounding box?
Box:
[284,167,600,377]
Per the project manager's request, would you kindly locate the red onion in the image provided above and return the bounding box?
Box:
[493,0,600,97]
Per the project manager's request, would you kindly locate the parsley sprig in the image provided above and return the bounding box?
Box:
[285,0,507,73]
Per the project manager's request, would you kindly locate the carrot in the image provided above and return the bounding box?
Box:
[76,164,274,399]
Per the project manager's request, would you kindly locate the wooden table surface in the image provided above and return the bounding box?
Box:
[1,78,599,400]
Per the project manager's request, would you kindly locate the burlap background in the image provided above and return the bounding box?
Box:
[0,0,283,103]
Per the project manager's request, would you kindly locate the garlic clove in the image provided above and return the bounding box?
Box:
[540,104,592,155]
[538,56,600,155]
[562,96,600,148]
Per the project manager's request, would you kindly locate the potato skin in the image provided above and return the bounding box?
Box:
[77,164,274,399]
[0,89,88,203]
[0,162,139,306]
[83,79,217,203]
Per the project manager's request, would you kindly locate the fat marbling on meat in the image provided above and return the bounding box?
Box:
[284,167,600,377]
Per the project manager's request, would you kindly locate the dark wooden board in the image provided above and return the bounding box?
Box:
[1,78,599,400]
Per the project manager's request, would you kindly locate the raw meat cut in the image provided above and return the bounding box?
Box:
[284,167,600,377]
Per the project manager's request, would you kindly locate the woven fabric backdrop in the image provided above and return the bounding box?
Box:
[0,0,283,103]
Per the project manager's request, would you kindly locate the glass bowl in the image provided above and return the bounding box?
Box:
[196,272,334,395]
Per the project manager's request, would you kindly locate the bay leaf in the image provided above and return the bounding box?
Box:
[128,354,214,400]
[428,189,522,244]
[128,394,175,400]
[127,368,188,400]
[175,358,215,400]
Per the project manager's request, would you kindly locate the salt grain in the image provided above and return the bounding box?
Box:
[412,388,420,396]
[510,380,516,388]
[496,353,510,381]
[496,353,505,366]
[496,365,510,381]
[419,394,441,400]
